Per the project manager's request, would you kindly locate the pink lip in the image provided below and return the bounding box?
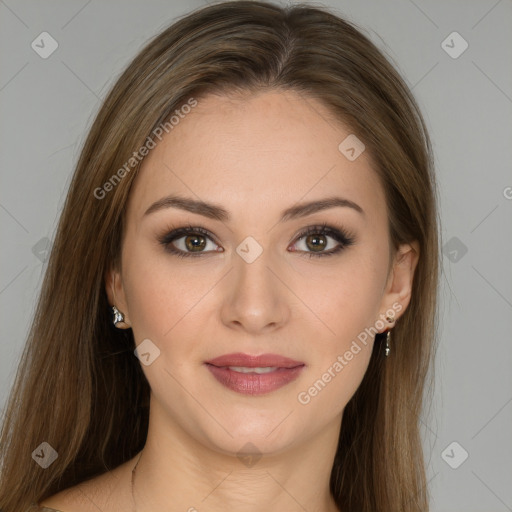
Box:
[205,352,305,395]
[206,352,304,368]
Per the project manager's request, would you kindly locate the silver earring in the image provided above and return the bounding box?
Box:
[112,305,125,326]
[384,330,391,357]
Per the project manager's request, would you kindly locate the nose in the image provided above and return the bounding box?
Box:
[220,247,291,335]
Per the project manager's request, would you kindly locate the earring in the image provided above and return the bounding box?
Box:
[384,330,391,357]
[112,305,125,327]
[385,313,395,324]
[382,312,395,357]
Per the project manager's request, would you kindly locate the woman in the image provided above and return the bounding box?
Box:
[0,1,439,511]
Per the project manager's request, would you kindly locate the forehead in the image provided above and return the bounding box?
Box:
[127,90,386,222]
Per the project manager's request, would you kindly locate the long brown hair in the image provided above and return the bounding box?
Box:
[0,2,439,511]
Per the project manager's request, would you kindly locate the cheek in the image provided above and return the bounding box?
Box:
[293,263,382,416]
[121,240,218,345]
[291,250,387,401]
[291,252,388,342]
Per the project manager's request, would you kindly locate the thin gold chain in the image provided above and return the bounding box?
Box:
[131,450,143,512]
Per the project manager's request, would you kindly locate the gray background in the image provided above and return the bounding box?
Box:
[1,0,511,510]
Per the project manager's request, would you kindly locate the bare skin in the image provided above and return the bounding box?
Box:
[40,89,418,512]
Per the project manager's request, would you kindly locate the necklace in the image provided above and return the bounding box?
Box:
[131,450,143,512]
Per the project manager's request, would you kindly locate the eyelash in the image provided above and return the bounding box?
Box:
[158,223,355,259]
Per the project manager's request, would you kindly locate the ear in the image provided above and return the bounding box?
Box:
[105,265,131,328]
[376,240,419,333]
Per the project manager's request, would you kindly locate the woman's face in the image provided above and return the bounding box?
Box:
[108,90,418,456]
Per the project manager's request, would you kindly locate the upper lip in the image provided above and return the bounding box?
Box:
[205,352,305,368]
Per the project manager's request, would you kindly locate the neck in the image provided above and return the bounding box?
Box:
[130,403,342,512]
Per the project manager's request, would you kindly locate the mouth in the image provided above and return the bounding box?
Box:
[204,353,305,395]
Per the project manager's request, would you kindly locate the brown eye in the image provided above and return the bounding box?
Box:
[159,226,222,258]
[290,224,355,258]
[184,234,207,252]
[305,234,327,252]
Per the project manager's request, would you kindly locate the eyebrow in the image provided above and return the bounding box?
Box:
[143,194,364,222]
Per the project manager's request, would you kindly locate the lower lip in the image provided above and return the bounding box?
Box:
[205,364,304,395]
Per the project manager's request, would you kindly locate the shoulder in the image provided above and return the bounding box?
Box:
[24,504,64,512]
[37,482,107,512]
[37,456,136,512]
[36,485,84,512]
[24,505,62,512]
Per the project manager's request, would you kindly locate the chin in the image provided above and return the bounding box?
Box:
[193,405,304,457]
